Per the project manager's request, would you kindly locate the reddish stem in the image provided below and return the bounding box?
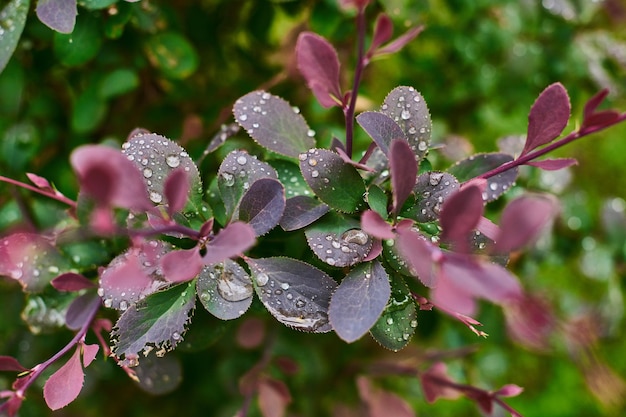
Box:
[344,8,367,158]
[0,175,77,209]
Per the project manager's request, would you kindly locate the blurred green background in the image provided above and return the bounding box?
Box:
[1,0,625,416]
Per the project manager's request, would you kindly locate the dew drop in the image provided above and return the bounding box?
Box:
[119,300,128,311]
[236,155,248,165]
[308,158,318,166]
[281,283,290,290]
[331,241,341,249]
[97,287,104,297]
[262,92,271,100]
[252,123,259,128]
[295,299,306,308]
[166,155,180,168]
[240,114,248,121]
[489,182,498,191]
[217,276,252,302]
[325,257,336,266]
[143,168,153,178]
[418,141,428,151]
[386,317,394,325]
[200,292,211,301]
[104,298,112,308]
[413,95,421,103]
[429,172,444,186]
[172,332,181,341]
[298,153,307,161]
[256,273,269,286]
[307,129,316,137]
[311,170,319,178]
[150,191,163,203]
[402,333,410,340]
[221,172,235,187]
[410,319,418,328]
[401,109,411,120]
[341,229,369,245]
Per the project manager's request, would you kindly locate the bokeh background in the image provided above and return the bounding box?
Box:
[1,0,625,416]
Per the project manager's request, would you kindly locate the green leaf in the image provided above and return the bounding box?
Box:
[144,32,199,79]
[0,122,40,171]
[103,0,132,39]
[111,281,196,367]
[271,159,313,199]
[299,149,366,213]
[53,13,103,66]
[370,273,417,351]
[79,0,117,10]
[366,184,388,218]
[98,68,140,99]
[71,85,107,134]
[21,292,76,334]
[0,0,29,74]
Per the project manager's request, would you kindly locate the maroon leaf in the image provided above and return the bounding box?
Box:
[26,172,52,190]
[390,139,417,216]
[395,228,440,287]
[356,111,407,156]
[0,356,27,372]
[521,83,571,156]
[503,293,555,351]
[196,260,253,320]
[495,384,524,398]
[43,347,84,411]
[258,377,292,417]
[357,376,415,417]
[338,0,370,11]
[582,110,622,131]
[494,194,558,254]
[368,14,393,54]
[406,172,459,222]
[0,395,23,417]
[296,32,343,108]
[51,273,95,292]
[238,178,286,236]
[361,210,394,240]
[336,146,375,172]
[36,0,77,34]
[525,158,577,171]
[82,343,99,368]
[164,168,191,217]
[161,248,203,283]
[375,25,424,56]
[583,88,609,120]
[439,184,484,250]
[279,196,330,231]
[329,261,391,343]
[420,362,462,403]
[65,293,100,331]
[202,221,256,265]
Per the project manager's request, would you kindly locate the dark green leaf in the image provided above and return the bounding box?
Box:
[271,159,313,198]
[366,184,388,218]
[71,85,107,134]
[144,32,199,79]
[53,13,102,66]
[0,122,40,171]
[98,68,140,99]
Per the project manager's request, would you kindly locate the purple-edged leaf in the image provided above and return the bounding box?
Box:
[369,273,417,351]
[494,194,558,254]
[0,356,27,372]
[439,184,484,250]
[202,221,256,265]
[390,139,417,216]
[582,110,622,132]
[65,292,100,331]
[196,260,253,320]
[448,153,517,202]
[247,257,337,333]
[380,86,431,162]
[375,26,424,56]
[525,158,577,171]
[305,212,373,268]
[356,111,407,156]
[161,248,203,283]
[52,273,96,292]
[111,281,196,367]
[279,196,330,231]
[369,14,393,54]
[100,240,172,310]
[238,178,285,236]
[299,149,365,213]
[233,91,315,157]
[218,150,278,219]
[395,228,439,287]
[133,354,182,395]
[296,32,342,108]
[43,347,84,411]
[36,0,76,34]
[0,0,29,73]
[329,260,391,343]
[522,83,571,156]
[82,344,99,367]
[0,233,70,293]
[164,168,190,217]
[122,132,202,212]
[361,210,394,240]
[404,172,459,222]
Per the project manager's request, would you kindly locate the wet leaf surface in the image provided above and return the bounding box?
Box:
[448,153,517,202]
[196,259,253,320]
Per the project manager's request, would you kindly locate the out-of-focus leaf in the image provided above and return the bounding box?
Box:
[111,281,196,367]
[420,362,462,403]
[525,158,577,170]
[65,292,100,330]
[356,111,407,156]
[238,178,285,236]
[1,123,40,171]
[390,139,417,216]
[374,25,423,56]
[36,0,76,34]
[357,376,415,417]
[299,149,365,213]
[296,32,342,108]
[329,261,391,343]
[144,32,199,79]
[0,0,29,73]
[403,171,459,222]
[0,356,27,372]
[164,169,191,217]
[43,347,84,410]
[271,159,313,199]
[448,153,517,202]
[196,260,253,320]
[368,13,393,53]
[395,228,438,287]
[71,85,107,134]
[279,196,329,231]
[80,0,118,10]
[233,91,315,158]
[133,354,182,395]
[247,257,337,333]
[258,377,292,417]
[439,184,484,250]
[98,68,139,99]
[521,83,570,156]
[361,210,394,240]
[53,13,102,66]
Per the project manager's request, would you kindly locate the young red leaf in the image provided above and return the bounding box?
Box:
[361,210,394,240]
[420,362,462,403]
[357,376,415,417]
[521,83,571,156]
[65,293,100,331]
[0,356,27,372]
[161,248,203,283]
[356,111,407,156]
[582,110,622,132]
[494,194,558,253]
[203,221,256,265]
[296,32,343,108]
[164,168,190,217]
[503,293,555,351]
[368,14,393,55]
[395,228,440,288]
[36,0,77,34]
[26,172,52,190]
[495,384,524,398]
[81,343,100,368]
[583,88,609,120]
[439,184,484,250]
[0,395,23,417]
[43,347,84,411]
[51,273,96,292]
[258,377,292,417]
[374,26,424,56]
[338,0,370,11]
[238,178,286,236]
[390,139,417,216]
[525,158,577,171]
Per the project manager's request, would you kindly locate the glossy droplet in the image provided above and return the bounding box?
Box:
[386,317,394,325]
[311,170,319,178]
[143,168,153,178]
[489,182,498,191]
[150,191,163,203]
[325,257,336,266]
[240,114,248,121]
[410,319,418,328]
[166,154,180,168]
[237,155,248,165]
[281,283,290,290]
[200,292,211,301]
[307,129,316,137]
[298,153,307,161]
[341,229,368,245]
[255,272,269,286]
[221,172,235,187]
[295,299,306,308]
[119,300,128,311]
[308,158,318,166]
[217,275,253,302]
[429,172,444,186]
[104,298,112,308]
[418,141,428,151]
[172,332,181,341]
[401,110,411,120]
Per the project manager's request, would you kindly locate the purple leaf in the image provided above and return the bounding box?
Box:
[82,343,99,368]
[525,158,577,171]
[338,0,370,11]
[36,0,76,34]
[279,196,330,231]
[65,293,100,331]
[26,172,52,190]
[238,178,286,236]
[51,273,95,292]
[161,248,203,283]
[583,88,609,121]
[420,362,462,403]
[448,153,517,202]
[196,260,253,320]
[205,123,240,154]
[356,111,407,156]
[439,185,484,250]
[111,281,196,367]
[582,111,622,132]
[0,356,27,372]
[406,172,459,222]
[202,221,256,265]
[504,294,555,351]
[246,257,337,333]
[395,228,440,287]
[299,149,366,213]
[369,14,393,54]
[100,240,173,309]
[390,139,417,216]
[522,83,571,156]
[218,150,278,219]
[296,32,343,108]
[71,145,152,211]
[336,146,375,172]
[361,209,395,240]
[494,194,558,254]
[495,384,524,398]
[43,347,84,411]
[380,86,431,162]
[233,91,316,157]
[329,261,391,343]
[305,213,373,268]
[164,168,190,217]
[375,25,424,56]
